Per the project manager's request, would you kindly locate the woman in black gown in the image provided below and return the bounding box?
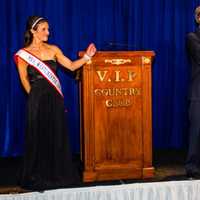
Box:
[15,16,96,190]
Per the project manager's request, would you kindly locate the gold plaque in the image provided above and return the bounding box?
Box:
[105,59,131,65]
[142,57,151,64]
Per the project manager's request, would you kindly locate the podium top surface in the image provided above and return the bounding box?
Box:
[79,51,155,57]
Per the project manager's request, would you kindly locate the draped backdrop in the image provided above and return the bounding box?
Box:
[0,0,199,156]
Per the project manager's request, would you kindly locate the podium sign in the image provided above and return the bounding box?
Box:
[79,51,155,182]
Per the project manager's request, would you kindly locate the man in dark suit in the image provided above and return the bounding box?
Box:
[185,6,200,178]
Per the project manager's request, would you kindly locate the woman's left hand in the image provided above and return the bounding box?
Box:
[86,43,97,57]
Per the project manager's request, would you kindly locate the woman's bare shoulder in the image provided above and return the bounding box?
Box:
[45,43,62,53]
[23,46,31,51]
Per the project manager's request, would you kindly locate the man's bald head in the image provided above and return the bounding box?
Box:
[195,6,200,24]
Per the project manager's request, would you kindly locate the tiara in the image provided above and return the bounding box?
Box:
[31,17,44,29]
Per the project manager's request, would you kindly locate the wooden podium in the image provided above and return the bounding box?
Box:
[79,51,155,182]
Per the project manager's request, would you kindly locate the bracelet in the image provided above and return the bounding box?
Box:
[83,53,92,61]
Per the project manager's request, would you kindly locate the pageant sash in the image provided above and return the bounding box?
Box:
[15,49,64,98]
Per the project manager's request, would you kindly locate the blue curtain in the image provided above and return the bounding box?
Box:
[0,0,199,156]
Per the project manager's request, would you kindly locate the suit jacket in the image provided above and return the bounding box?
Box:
[187,28,200,100]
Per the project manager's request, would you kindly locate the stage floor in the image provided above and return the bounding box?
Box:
[0,149,188,194]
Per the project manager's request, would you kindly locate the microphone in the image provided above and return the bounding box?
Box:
[108,42,136,48]
[96,42,137,51]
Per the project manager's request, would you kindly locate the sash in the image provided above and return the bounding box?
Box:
[14,49,64,98]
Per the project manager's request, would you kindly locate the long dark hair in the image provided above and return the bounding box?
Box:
[24,16,48,47]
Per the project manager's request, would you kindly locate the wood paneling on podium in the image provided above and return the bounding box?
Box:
[79,51,155,182]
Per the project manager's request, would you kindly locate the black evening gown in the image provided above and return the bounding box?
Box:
[21,60,80,190]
